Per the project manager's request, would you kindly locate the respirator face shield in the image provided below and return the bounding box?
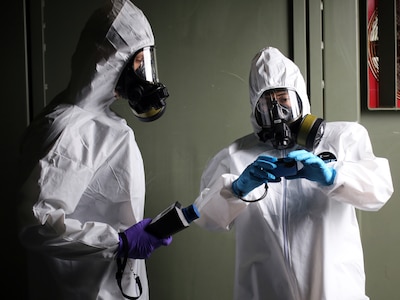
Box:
[255,88,325,150]
[115,46,169,122]
[255,88,302,127]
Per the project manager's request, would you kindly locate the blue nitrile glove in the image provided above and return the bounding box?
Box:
[232,155,281,197]
[118,218,172,259]
[286,149,336,186]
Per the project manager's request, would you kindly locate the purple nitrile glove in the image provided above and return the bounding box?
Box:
[286,149,336,186]
[118,218,172,259]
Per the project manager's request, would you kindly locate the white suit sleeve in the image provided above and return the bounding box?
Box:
[194,148,265,231]
[322,122,393,211]
[17,115,140,260]
[19,155,120,260]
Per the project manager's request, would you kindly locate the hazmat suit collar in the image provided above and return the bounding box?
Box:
[248,47,311,137]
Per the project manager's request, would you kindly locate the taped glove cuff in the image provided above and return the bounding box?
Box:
[117,232,128,258]
[325,167,337,186]
[231,180,245,197]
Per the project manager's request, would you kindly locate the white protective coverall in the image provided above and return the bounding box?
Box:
[194,47,394,300]
[17,1,154,299]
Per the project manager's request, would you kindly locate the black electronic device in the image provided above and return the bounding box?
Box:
[271,158,298,178]
[145,201,200,238]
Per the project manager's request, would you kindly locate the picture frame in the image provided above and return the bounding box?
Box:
[366,0,400,110]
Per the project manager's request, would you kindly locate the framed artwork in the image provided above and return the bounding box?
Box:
[367,0,400,109]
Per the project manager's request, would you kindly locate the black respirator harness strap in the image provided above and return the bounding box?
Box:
[116,232,143,300]
[237,183,268,203]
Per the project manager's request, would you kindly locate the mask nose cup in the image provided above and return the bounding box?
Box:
[277,104,292,121]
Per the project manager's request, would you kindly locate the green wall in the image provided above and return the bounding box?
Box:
[119,2,290,298]
[5,0,398,299]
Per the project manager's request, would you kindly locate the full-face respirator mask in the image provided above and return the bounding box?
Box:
[115,46,169,122]
[255,88,325,151]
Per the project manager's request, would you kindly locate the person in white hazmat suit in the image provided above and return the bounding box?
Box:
[194,46,393,300]
[17,1,173,299]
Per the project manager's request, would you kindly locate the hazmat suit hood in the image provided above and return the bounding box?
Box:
[47,0,154,116]
[249,47,311,138]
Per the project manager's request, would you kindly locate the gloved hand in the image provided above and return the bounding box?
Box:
[286,149,336,186]
[232,155,280,197]
[118,218,172,259]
